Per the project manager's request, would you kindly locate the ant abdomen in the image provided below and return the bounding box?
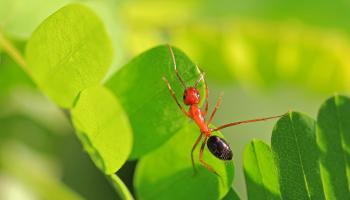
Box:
[207,136,233,160]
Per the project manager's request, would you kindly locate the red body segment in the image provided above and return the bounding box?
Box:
[189,105,210,136]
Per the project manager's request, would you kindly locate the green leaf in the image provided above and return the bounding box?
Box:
[271,112,325,200]
[71,86,132,174]
[317,95,350,199]
[243,140,280,200]
[109,174,134,200]
[134,123,234,200]
[105,45,204,159]
[26,3,113,108]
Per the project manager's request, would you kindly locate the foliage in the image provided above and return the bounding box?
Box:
[243,96,350,200]
[0,1,350,200]
[243,140,280,200]
[105,45,205,159]
[71,86,132,174]
[135,124,233,200]
[317,95,350,199]
[26,3,113,108]
[2,3,232,199]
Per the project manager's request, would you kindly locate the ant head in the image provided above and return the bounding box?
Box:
[207,135,233,160]
[183,87,200,105]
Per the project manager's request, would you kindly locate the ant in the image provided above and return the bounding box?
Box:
[162,45,285,175]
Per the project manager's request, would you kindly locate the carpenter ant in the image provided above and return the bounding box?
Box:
[162,45,285,175]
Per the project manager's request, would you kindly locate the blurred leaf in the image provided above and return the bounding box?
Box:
[134,123,234,200]
[0,142,83,200]
[202,0,350,33]
[59,131,120,200]
[71,86,132,175]
[0,0,71,40]
[243,140,280,200]
[26,3,113,108]
[222,188,241,200]
[118,0,350,93]
[271,112,325,199]
[0,94,118,199]
[105,45,204,159]
[248,36,279,88]
[120,0,198,27]
[109,174,134,200]
[317,95,350,199]
[0,114,56,154]
[222,22,350,92]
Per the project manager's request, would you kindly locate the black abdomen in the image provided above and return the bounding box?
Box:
[207,136,233,160]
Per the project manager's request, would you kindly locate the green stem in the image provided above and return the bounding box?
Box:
[0,31,31,75]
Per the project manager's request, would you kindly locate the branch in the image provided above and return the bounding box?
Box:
[0,31,31,75]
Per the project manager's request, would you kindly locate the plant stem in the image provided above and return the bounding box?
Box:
[0,31,31,75]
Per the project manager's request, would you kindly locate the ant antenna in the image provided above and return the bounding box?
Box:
[194,71,205,88]
[194,64,205,88]
[168,45,187,88]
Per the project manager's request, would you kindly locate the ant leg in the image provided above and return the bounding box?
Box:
[199,137,219,176]
[162,77,190,117]
[211,113,287,132]
[207,92,224,125]
[168,45,186,88]
[191,133,203,174]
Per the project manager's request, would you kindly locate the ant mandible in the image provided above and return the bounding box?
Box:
[162,45,285,175]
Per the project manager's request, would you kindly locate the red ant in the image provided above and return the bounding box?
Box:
[162,45,285,175]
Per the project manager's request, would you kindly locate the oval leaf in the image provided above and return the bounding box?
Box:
[317,95,350,199]
[134,123,234,200]
[105,45,204,159]
[71,86,132,174]
[26,3,113,108]
[243,140,280,200]
[272,112,325,200]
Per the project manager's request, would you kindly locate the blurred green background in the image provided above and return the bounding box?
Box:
[1,0,349,199]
